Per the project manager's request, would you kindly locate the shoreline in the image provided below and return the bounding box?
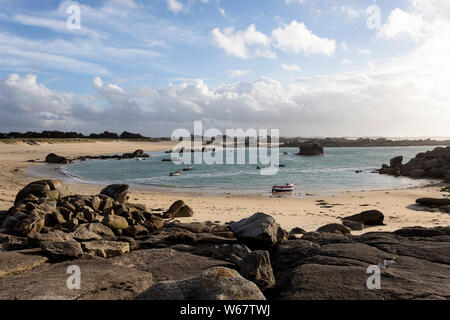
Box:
[1,141,449,234]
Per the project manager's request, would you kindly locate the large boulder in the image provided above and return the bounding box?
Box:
[316,223,351,235]
[390,156,403,168]
[409,169,426,179]
[163,200,194,219]
[81,240,130,258]
[45,153,71,164]
[229,213,286,250]
[73,223,115,241]
[416,198,450,207]
[40,241,83,261]
[135,267,266,300]
[298,142,324,156]
[99,184,130,204]
[14,180,69,205]
[102,215,129,231]
[342,210,385,226]
[240,250,275,291]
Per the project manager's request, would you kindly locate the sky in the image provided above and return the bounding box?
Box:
[0,0,449,137]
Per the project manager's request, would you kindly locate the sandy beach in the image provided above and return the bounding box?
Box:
[1,140,449,235]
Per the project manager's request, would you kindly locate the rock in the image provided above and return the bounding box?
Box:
[229,213,286,250]
[40,241,83,261]
[100,184,130,204]
[416,198,450,207]
[390,156,403,168]
[445,170,450,183]
[290,227,306,235]
[45,153,71,164]
[111,248,235,282]
[125,225,150,237]
[271,227,450,300]
[298,142,324,156]
[28,230,74,246]
[73,223,115,241]
[342,210,384,226]
[102,215,129,231]
[240,250,275,291]
[14,180,69,205]
[163,200,194,219]
[0,249,48,279]
[0,256,153,300]
[316,223,351,235]
[409,169,426,179]
[82,240,130,258]
[135,267,265,300]
[342,220,365,231]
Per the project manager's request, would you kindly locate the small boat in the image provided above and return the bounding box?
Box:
[272,183,295,193]
[182,167,193,171]
[278,164,287,168]
[169,171,181,176]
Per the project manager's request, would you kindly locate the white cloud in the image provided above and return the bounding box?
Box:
[227,69,250,79]
[357,48,371,56]
[341,5,360,19]
[340,41,350,52]
[211,24,271,59]
[340,59,351,65]
[285,0,306,4]
[272,21,336,56]
[218,8,226,17]
[282,63,302,72]
[167,0,185,14]
[378,8,426,41]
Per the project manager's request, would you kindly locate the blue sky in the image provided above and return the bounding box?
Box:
[0,0,449,137]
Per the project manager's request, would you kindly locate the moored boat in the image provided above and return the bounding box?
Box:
[272,183,295,193]
[169,171,181,176]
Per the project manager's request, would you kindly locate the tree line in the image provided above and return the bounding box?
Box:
[0,130,153,140]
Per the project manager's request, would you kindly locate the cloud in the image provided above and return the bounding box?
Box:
[272,21,336,56]
[218,8,226,17]
[211,24,271,59]
[167,0,185,14]
[227,69,251,79]
[378,8,426,41]
[282,64,302,72]
[341,5,360,19]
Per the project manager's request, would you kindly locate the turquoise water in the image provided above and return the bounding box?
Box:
[60,146,438,195]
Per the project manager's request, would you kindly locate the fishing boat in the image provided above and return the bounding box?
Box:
[182,167,193,171]
[272,183,295,193]
[169,171,181,176]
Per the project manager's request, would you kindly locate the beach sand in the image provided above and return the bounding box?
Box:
[1,141,449,235]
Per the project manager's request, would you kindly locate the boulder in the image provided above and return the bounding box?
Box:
[416,198,450,207]
[40,241,83,261]
[390,156,403,168]
[298,142,324,156]
[102,215,129,231]
[229,213,286,250]
[342,210,384,226]
[445,170,450,183]
[342,220,365,231]
[45,153,71,164]
[100,184,130,204]
[14,180,69,205]
[240,250,275,291]
[163,200,194,219]
[409,169,426,179]
[135,267,266,300]
[316,223,351,235]
[81,240,130,258]
[73,223,115,241]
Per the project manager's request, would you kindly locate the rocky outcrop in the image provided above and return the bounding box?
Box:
[270,226,450,300]
[45,153,71,164]
[163,200,194,219]
[378,146,450,182]
[135,267,266,300]
[342,210,385,228]
[229,213,287,250]
[316,223,351,235]
[298,142,324,156]
[100,184,130,204]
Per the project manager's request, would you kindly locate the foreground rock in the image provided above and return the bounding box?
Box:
[298,142,324,156]
[135,267,266,300]
[342,210,385,228]
[229,213,286,250]
[163,200,194,219]
[378,146,450,182]
[0,249,48,278]
[40,241,83,261]
[271,226,450,300]
[240,250,275,291]
[416,198,450,207]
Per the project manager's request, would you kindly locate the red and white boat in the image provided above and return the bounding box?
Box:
[272,183,295,193]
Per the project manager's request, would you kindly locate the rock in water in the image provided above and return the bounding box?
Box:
[135,267,265,300]
[240,250,275,291]
[316,223,351,235]
[390,156,403,168]
[100,184,130,204]
[40,241,83,261]
[229,213,286,250]
[342,210,384,226]
[298,142,324,156]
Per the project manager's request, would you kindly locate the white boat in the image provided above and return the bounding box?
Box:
[272,183,295,193]
[169,171,181,176]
